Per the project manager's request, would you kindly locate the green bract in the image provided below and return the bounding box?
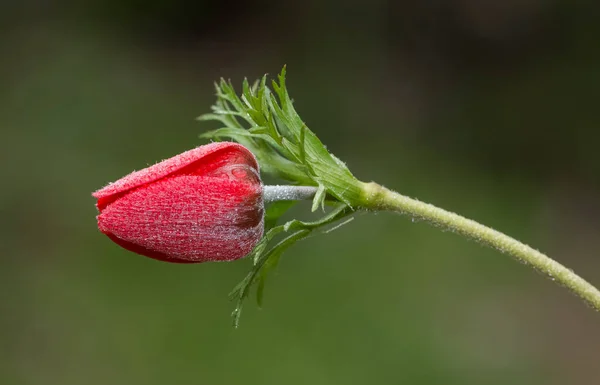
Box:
[198,66,366,208]
[198,67,366,326]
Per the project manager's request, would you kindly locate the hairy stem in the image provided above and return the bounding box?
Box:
[263,185,318,203]
[360,182,600,312]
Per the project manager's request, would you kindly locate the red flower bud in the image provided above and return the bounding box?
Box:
[92,142,264,263]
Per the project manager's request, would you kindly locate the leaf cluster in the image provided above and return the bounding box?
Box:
[198,66,364,208]
[199,67,363,326]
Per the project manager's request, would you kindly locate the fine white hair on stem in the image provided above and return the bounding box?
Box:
[263,185,318,203]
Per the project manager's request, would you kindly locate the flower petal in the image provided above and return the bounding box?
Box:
[93,142,259,211]
[96,175,264,262]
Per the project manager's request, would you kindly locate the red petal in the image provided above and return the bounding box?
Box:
[103,233,197,263]
[93,142,258,211]
[96,175,264,262]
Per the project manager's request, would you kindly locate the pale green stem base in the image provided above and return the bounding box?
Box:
[360,182,600,312]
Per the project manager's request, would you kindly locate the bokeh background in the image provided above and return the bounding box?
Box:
[2,1,599,384]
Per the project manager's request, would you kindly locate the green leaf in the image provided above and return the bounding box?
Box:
[197,66,371,326]
[229,203,353,326]
[311,183,327,212]
[231,229,311,327]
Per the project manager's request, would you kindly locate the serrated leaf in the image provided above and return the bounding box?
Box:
[197,66,371,326]
[230,203,353,326]
[231,229,311,327]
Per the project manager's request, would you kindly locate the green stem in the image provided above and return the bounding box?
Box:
[360,182,600,312]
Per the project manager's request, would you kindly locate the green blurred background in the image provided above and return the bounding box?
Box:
[2,1,599,384]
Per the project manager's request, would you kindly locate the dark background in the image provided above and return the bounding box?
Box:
[2,1,599,384]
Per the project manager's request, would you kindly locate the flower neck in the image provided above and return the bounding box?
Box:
[262,185,318,203]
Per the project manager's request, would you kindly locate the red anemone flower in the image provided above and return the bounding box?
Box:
[92,142,264,263]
